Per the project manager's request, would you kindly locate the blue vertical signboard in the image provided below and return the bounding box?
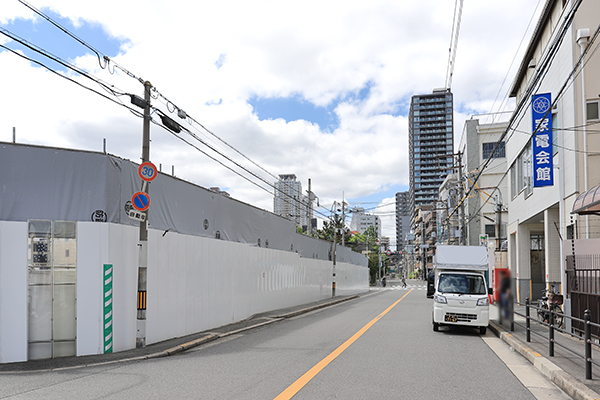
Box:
[531,93,554,187]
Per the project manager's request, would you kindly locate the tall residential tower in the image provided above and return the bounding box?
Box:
[395,191,410,252]
[409,88,454,229]
[274,174,308,229]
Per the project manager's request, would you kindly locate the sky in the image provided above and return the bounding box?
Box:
[0,0,544,247]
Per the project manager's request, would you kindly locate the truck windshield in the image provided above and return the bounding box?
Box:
[438,273,486,295]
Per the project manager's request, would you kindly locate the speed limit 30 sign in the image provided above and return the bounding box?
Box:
[138,162,157,182]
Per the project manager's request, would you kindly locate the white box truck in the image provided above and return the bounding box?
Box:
[432,245,490,334]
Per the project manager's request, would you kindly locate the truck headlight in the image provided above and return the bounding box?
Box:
[434,294,447,304]
[477,297,489,306]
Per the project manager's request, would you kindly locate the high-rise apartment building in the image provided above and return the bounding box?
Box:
[395,191,410,252]
[274,174,308,228]
[409,88,454,229]
[349,207,381,237]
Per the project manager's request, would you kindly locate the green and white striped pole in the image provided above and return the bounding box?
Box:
[104,264,113,354]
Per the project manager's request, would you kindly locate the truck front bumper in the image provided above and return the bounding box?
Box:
[433,303,489,327]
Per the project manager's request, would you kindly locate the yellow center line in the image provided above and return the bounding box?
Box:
[274,289,413,400]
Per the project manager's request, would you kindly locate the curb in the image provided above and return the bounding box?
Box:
[489,320,600,400]
[124,295,360,360]
[1,294,361,373]
[270,295,359,319]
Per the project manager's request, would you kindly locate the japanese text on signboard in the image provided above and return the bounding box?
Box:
[531,93,553,187]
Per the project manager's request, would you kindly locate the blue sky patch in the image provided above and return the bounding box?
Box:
[249,81,376,132]
[348,183,408,208]
[215,54,226,69]
[249,94,339,132]
[1,10,128,73]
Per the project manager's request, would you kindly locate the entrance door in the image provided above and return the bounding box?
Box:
[28,220,77,360]
[530,233,545,300]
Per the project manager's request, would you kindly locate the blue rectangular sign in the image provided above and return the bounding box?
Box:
[531,93,553,187]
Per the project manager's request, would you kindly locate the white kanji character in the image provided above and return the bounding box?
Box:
[535,134,550,148]
[535,118,550,132]
[535,150,550,164]
[536,167,551,181]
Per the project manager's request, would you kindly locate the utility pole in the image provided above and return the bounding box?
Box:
[307,178,312,235]
[495,195,502,252]
[378,240,382,285]
[136,81,152,348]
[332,221,337,298]
[457,151,465,245]
[341,199,346,247]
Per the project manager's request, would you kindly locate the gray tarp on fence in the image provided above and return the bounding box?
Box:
[0,142,366,267]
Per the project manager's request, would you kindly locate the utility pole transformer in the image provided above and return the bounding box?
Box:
[136,81,152,348]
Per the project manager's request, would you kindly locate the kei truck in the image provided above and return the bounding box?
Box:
[432,245,490,334]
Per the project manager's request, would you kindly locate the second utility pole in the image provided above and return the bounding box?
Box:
[136,81,152,348]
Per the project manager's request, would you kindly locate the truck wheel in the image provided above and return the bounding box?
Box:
[433,322,439,332]
[479,326,487,335]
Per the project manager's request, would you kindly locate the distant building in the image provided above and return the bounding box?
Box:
[457,114,509,248]
[380,236,390,252]
[409,88,454,231]
[349,207,381,237]
[209,187,231,197]
[395,191,410,252]
[273,174,308,228]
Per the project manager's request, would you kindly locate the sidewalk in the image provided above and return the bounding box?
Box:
[489,303,600,400]
[0,294,360,373]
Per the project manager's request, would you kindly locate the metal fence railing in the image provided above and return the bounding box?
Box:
[507,298,599,380]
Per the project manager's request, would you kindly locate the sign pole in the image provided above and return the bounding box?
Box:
[136,81,152,348]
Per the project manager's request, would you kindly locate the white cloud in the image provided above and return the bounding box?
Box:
[0,0,542,237]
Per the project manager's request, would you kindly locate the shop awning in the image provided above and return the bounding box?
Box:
[572,184,600,215]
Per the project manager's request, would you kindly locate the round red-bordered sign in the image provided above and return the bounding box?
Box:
[132,191,150,211]
[386,250,391,256]
[138,162,157,182]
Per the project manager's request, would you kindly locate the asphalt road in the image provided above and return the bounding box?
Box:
[0,279,569,399]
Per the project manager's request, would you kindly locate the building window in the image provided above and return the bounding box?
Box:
[587,101,599,121]
[485,224,496,238]
[523,144,533,197]
[512,143,532,198]
[482,141,506,159]
[511,163,517,199]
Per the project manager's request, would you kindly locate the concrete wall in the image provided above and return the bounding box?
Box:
[0,221,368,363]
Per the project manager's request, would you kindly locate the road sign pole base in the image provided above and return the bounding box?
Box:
[136,318,146,348]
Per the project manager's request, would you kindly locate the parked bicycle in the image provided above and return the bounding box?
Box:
[537,288,564,328]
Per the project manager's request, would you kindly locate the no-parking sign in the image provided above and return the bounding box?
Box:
[132,191,150,212]
[138,162,157,182]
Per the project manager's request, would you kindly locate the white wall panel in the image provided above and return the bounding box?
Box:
[109,224,137,352]
[76,222,106,356]
[0,221,28,363]
[1,221,368,361]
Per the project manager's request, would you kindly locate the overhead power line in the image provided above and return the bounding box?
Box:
[6,4,327,223]
[444,0,464,89]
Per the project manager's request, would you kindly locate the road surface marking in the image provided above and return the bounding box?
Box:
[274,290,412,400]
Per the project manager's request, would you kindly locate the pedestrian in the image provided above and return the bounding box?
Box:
[382,276,387,287]
[500,271,512,320]
[401,276,407,288]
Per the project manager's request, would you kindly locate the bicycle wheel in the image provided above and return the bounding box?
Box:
[536,302,547,322]
[551,304,564,328]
